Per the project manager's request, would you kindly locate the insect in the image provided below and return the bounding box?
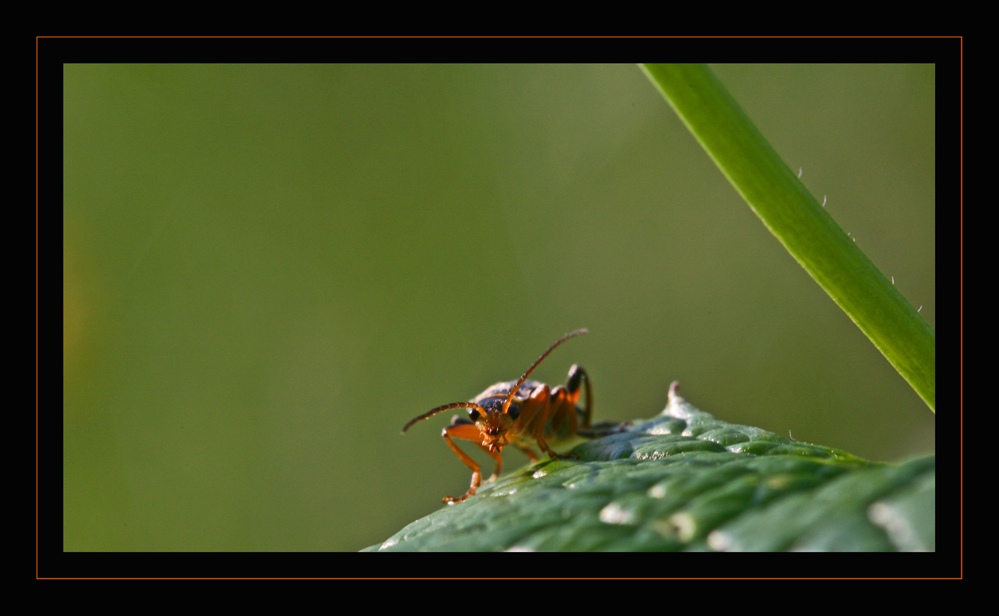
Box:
[402,328,618,505]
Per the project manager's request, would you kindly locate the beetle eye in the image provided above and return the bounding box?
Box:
[507,405,520,420]
[468,409,480,421]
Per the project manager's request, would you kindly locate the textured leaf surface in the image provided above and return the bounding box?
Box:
[364,388,934,552]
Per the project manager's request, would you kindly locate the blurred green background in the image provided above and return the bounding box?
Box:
[63,63,935,552]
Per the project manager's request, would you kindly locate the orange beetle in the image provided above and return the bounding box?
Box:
[403,329,617,505]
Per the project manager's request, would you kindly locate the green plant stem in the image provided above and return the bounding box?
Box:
[640,63,935,412]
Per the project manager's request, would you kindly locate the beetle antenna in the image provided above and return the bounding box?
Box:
[402,402,486,433]
[501,328,588,416]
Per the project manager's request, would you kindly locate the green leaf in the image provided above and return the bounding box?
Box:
[638,64,935,412]
[362,388,934,552]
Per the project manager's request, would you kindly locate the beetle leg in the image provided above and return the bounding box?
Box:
[547,385,578,438]
[524,386,556,456]
[542,386,584,460]
[522,386,578,461]
[579,420,631,437]
[564,363,631,437]
[508,387,559,459]
[441,422,503,504]
[485,447,504,482]
[565,364,592,429]
[513,444,540,462]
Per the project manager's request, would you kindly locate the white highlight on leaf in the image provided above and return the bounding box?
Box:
[599,502,636,525]
[379,538,398,550]
[868,501,928,552]
[670,512,698,542]
[707,529,735,551]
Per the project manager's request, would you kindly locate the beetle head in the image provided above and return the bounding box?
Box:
[468,399,517,452]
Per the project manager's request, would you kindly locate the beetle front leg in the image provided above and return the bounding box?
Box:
[441,423,503,504]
